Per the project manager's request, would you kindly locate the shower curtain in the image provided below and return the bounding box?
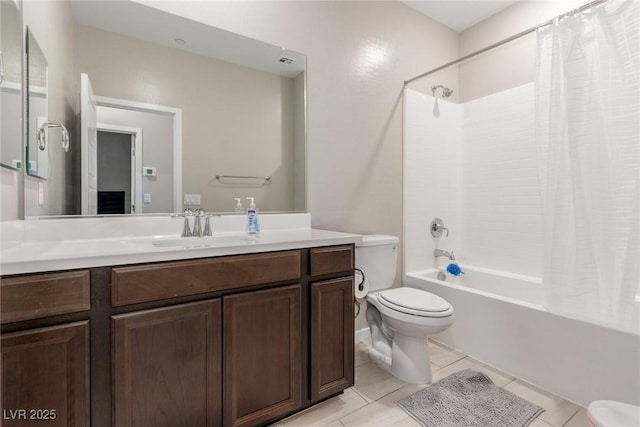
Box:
[536,0,639,332]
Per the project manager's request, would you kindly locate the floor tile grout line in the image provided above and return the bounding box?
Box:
[340,387,376,418]
[433,354,468,369]
[560,407,583,427]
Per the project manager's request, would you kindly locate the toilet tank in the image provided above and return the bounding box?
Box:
[355,235,399,292]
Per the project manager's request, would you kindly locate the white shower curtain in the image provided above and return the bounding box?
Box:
[536,0,640,332]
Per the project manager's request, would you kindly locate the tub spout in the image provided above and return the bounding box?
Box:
[434,249,455,260]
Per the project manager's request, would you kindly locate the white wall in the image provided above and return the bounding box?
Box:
[403,89,459,274]
[405,0,597,274]
[293,72,306,212]
[404,83,541,278]
[458,83,541,276]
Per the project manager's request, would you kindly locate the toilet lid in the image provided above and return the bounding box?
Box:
[378,288,452,317]
[588,400,640,427]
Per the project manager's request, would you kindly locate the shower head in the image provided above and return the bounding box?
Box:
[432,84,454,98]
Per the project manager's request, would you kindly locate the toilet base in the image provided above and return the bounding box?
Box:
[390,333,433,384]
[587,400,640,427]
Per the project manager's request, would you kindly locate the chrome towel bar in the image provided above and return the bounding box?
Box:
[215,174,271,184]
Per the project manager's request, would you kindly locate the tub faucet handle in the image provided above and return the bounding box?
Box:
[431,218,449,237]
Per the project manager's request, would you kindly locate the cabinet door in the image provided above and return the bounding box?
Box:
[112,299,221,427]
[1,321,90,427]
[223,285,302,427]
[311,277,354,403]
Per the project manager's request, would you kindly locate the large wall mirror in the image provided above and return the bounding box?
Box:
[0,0,23,171]
[24,0,306,217]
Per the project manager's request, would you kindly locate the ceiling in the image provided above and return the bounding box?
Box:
[70,1,306,78]
[401,1,520,32]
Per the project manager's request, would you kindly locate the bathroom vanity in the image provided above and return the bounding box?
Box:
[0,216,359,427]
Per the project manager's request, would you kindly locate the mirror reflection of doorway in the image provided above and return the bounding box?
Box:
[96,125,142,214]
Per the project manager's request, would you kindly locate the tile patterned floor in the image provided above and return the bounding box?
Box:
[279,339,590,427]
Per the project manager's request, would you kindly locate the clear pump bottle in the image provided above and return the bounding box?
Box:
[234,198,244,214]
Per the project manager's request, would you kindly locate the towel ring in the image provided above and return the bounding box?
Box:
[38,120,70,153]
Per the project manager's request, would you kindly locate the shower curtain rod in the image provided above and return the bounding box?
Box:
[404,0,609,86]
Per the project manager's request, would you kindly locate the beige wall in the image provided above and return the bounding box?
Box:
[142,0,459,230]
[4,0,459,232]
[0,167,19,220]
[458,0,591,102]
[76,25,298,213]
[23,0,78,217]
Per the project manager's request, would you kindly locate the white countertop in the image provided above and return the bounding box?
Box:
[0,214,362,275]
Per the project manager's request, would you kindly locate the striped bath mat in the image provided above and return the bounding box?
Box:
[397,369,544,427]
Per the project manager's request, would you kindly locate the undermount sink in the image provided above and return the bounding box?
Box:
[153,234,254,248]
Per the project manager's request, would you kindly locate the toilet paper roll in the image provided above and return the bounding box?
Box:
[354,269,369,299]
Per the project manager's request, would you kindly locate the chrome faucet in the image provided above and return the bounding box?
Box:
[172,209,219,238]
[193,209,205,237]
[434,249,455,260]
[171,209,194,237]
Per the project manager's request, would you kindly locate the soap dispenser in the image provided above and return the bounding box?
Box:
[234,198,244,215]
[246,197,260,235]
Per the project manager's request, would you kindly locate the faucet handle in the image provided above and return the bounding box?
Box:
[430,218,449,237]
[203,213,221,237]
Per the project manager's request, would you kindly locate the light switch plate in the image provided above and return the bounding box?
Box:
[144,193,151,203]
[143,166,157,177]
[184,194,201,205]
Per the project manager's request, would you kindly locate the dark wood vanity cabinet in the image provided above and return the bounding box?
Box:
[112,299,222,427]
[1,244,354,427]
[1,271,91,427]
[223,285,302,427]
[309,245,355,403]
[310,277,355,403]
[1,322,90,427]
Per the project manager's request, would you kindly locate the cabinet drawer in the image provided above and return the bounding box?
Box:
[1,270,91,324]
[112,250,301,306]
[310,245,354,277]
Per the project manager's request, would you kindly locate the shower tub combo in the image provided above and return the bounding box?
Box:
[404,266,640,407]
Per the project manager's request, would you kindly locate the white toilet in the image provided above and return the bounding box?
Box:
[587,400,640,427]
[356,234,454,384]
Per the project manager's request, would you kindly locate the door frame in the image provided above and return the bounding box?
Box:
[96,124,142,214]
[94,96,183,213]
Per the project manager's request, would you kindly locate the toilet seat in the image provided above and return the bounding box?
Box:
[587,400,640,427]
[378,288,453,318]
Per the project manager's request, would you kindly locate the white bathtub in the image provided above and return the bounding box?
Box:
[405,266,640,407]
